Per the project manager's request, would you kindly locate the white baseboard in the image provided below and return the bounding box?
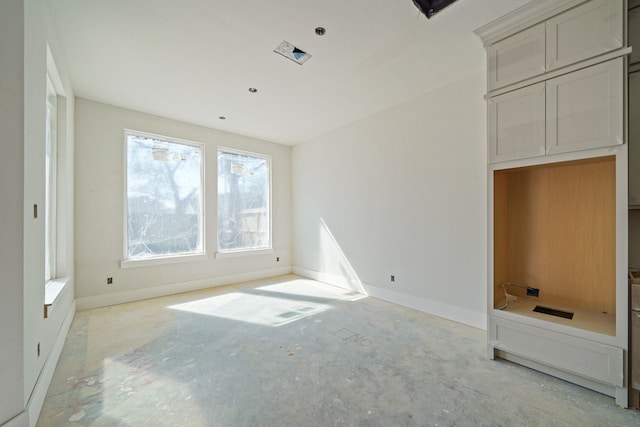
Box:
[1,411,28,427]
[293,266,486,330]
[27,300,76,427]
[76,267,293,310]
[292,267,366,293]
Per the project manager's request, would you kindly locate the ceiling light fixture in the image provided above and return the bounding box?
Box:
[248,87,258,93]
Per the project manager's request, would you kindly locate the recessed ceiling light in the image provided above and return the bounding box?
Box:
[315,27,326,36]
[248,87,258,93]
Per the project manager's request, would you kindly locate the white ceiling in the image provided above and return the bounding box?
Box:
[48,0,530,145]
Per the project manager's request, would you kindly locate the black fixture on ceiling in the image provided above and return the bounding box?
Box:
[412,0,459,19]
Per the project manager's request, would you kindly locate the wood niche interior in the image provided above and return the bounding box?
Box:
[493,155,616,335]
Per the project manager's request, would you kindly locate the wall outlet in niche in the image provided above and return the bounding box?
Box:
[526,287,540,297]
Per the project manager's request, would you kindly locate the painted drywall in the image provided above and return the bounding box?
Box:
[292,69,488,329]
[74,99,292,303]
[0,1,26,424]
[1,0,76,426]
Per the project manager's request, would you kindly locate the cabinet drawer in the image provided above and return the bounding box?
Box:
[488,82,545,163]
[489,316,624,387]
[546,58,623,155]
[488,23,545,91]
[546,0,623,71]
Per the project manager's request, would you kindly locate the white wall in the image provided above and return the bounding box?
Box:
[74,99,292,306]
[292,69,488,328]
[1,1,76,426]
[0,1,27,424]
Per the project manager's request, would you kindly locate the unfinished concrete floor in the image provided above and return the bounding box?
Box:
[38,275,640,426]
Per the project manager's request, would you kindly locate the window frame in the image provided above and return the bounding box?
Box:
[45,74,58,282]
[122,129,206,267]
[216,147,272,257]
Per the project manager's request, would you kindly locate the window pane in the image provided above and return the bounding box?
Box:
[218,150,270,251]
[126,133,203,260]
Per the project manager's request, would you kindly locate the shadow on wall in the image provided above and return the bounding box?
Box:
[319,217,367,295]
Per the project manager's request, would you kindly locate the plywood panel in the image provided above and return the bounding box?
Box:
[494,156,616,314]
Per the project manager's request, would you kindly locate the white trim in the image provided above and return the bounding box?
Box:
[76,267,293,310]
[474,0,588,46]
[45,44,65,97]
[215,248,273,259]
[485,47,632,99]
[120,253,207,269]
[44,276,70,318]
[293,267,486,330]
[27,300,75,427]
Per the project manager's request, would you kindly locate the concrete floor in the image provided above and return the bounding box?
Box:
[38,275,640,426]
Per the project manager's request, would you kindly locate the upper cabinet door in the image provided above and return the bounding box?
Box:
[488,82,546,163]
[629,6,640,65]
[546,0,623,71]
[546,58,623,156]
[488,23,546,91]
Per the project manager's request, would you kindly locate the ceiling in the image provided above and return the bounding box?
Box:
[48,0,530,145]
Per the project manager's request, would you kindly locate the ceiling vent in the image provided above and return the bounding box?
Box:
[274,41,311,65]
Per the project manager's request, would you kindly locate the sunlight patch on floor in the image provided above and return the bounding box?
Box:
[168,278,364,327]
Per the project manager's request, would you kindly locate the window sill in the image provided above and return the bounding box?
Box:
[215,248,273,259]
[121,253,207,269]
[45,277,71,318]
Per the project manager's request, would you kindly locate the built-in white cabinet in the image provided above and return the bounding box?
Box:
[546,58,624,155]
[489,58,623,163]
[488,83,545,162]
[488,24,546,91]
[487,0,623,92]
[546,0,624,71]
[476,0,629,408]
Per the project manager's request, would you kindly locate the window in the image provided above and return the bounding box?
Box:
[217,149,271,252]
[45,74,57,281]
[125,131,204,261]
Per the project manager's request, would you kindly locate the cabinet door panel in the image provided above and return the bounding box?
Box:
[630,71,640,206]
[546,58,623,155]
[546,0,623,71]
[630,6,640,65]
[489,83,545,163]
[488,23,545,91]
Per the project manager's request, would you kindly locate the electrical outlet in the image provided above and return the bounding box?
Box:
[276,257,280,262]
[390,275,395,282]
[526,287,540,297]
[107,277,113,285]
